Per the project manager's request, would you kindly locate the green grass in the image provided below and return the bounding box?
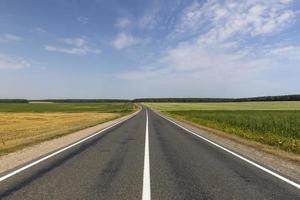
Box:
[0,102,136,113]
[145,102,300,154]
[145,101,300,111]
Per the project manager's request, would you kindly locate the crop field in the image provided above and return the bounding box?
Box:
[0,102,136,155]
[145,101,300,111]
[145,102,300,154]
[0,102,134,113]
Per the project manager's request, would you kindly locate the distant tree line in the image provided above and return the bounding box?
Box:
[237,94,300,102]
[0,99,28,103]
[133,94,300,102]
[133,98,234,102]
[1,94,299,103]
[30,99,131,103]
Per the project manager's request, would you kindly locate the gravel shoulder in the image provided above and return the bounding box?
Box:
[158,111,300,182]
[0,109,140,175]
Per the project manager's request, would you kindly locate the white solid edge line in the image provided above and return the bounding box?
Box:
[156,111,300,190]
[142,109,151,200]
[0,110,140,183]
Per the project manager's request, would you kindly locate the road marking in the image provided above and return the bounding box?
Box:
[0,111,140,183]
[142,109,151,200]
[156,111,300,190]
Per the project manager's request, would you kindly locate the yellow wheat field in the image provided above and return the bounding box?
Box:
[0,112,120,155]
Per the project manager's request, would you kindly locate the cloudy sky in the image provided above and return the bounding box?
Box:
[0,0,299,99]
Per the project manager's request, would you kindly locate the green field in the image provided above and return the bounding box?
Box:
[145,101,300,111]
[145,102,300,154]
[0,102,135,113]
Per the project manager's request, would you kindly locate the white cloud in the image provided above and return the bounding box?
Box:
[62,38,86,47]
[77,16,89,24]
[174,0,296,43]
[0,34,23,43]
[139,15,156,29]
[264,45,300,59]
[33,27,47,34]
[45,37,101,55]
[117,0,299,97]
[115,18,131,29]
[45,45,101,55]
[119,41,268,80]
[0,54,30,69]
[137,0,163,30]
[112,32,140,50]
[174,1,206,34]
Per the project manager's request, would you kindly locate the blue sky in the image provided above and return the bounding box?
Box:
[0,0,299,99]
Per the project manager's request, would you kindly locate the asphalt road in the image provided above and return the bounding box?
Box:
[0,108,299,199]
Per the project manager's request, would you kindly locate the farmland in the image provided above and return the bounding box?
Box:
[0,102,134,113]
[145,102,300,154]
[0,102,136,156]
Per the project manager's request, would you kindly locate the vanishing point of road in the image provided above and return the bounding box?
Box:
[0,108,299,199]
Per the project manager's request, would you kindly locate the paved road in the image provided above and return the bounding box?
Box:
[0,108,299,199]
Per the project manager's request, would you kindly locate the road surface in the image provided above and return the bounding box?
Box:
[0,108,299,199]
